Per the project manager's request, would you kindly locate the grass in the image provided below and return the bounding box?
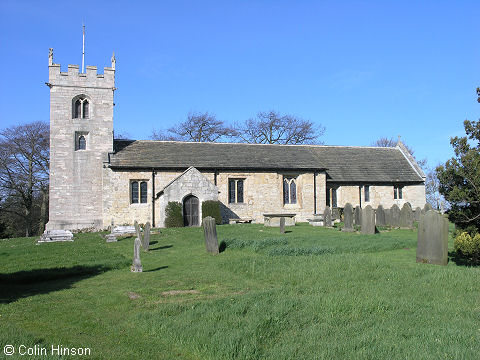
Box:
[0,224,478,359]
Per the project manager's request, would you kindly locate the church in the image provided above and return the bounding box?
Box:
[44,50,426,231]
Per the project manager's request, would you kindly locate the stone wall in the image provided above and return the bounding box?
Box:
[102,168,327,226]
[335,184,426,209]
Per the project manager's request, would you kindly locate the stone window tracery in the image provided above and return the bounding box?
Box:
[228,179,244,203]
[131,180,148,204]
[73,95,90,119]
[283,177,297,205]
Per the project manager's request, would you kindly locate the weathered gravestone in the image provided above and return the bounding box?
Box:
[280,217,285,234]
[375,205,386,227]
[323,206,332,227]
[416,211,448,266]
[423,203,433,214]
[361,205,376,235]
[143,222,151,251]
[400,203,414,229]
[390,204,401,227]
[131,238,143,272]
[203,216,219,254]
[384,208,391,226]
[134,220,141,241]
[332,208,340,222]
[342,203,354,232]
[414,207,422,221]
[354,205,362,226]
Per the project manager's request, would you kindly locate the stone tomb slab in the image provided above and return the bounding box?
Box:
[263,214,296,227]
[38,230,74,243]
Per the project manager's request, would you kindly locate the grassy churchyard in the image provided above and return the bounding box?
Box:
[0,223,479,359]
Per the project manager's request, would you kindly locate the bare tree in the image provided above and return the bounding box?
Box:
[152,112,235,142]
[235,111,325,145]
[0,121,49,237]
[371,137,427,168]
[425,167,448,211]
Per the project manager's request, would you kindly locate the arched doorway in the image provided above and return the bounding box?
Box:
[183,195,199,226]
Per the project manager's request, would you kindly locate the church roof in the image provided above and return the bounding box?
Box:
[110,140,424,183]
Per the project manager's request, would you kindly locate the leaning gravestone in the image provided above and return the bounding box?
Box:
[423,203,433,214]
[400,203,414,229]
[332,208,340,221]
[354,205,362,226]
[131,238,143,272]
[203,216,219,254]
[323,206,332,227]
[143,222,151,251]
[280,217,285,234]
[342,203,354,232]
[375,205,386,227]
[416,210,448,266]
[361,205,376,235]
[414,207,422,221]
[390,204,401,227]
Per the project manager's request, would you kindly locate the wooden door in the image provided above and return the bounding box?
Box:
[183,195,199,226]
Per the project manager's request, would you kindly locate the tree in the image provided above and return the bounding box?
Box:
[425,166,448,211]
[152,112,235,142]
[0,121,49,237]
[235,110,325,145]
[371,137,427,168]
[436,118,480,233]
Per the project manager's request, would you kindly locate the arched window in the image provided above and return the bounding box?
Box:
[78,135,86,150]
[82,100,89,118]
[73,95,90,119]
[283,177,297,204]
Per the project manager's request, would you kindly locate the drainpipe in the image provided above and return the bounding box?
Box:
[313,172,317,214]
[152,168,156,227]
[359,185,362,208]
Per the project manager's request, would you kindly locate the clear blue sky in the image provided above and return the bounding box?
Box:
[0,0,478,168]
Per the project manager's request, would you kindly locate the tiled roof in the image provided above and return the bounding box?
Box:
[110,140,424,183]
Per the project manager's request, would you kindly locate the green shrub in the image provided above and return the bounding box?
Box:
[454,232,480,264]
[165,201,183,228]
[202,200,222,225]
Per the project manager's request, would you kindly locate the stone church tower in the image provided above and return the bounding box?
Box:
[45,49,115,230]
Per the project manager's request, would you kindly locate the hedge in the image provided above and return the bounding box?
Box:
[202,200,222,225]
[165,201,183,228]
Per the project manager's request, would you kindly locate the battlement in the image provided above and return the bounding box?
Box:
[48,48,115,88]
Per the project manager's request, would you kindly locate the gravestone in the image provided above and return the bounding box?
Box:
[143,222,151,251]
[375,205,386,227]
[423,203,433,213]
[134,220,142,241]
[131,238,143,272]
[203,216,219,254]
[384,208,391,226]
[323,206,332,227]
[280,217,285,234]
[332,208,340,221]
[342,203,354,232]
[390,204,401,227]
[416,210,448,265]
[414,207,422,221]
[400,203,414,229]
[354,205,362,226]
[361,205,376,235]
